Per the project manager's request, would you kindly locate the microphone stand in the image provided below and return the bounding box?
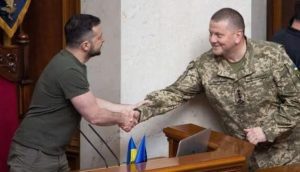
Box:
[78,128,109,168]
[88,124,121,166]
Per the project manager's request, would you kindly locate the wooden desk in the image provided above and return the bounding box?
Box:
[78,124,254,172]
[79,155,246,172]
[162,123,254,171]
[163,123,254,158]
[256,163,300,172]
[164,124,300,172]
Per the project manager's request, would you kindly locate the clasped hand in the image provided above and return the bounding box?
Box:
[119,109,140,132]
[118,100,149,132]
[244,127,267,145]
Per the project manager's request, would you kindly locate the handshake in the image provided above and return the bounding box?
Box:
[118,109,140,132]
[117,100,149,132]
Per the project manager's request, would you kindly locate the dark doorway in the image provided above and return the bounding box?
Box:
[267,0,300,40]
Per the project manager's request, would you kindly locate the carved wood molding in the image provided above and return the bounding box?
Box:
[0,51,17,73]
[0,32,30,83]
[0,46,23,82]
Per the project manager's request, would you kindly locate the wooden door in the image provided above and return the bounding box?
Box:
[267,0,299,40]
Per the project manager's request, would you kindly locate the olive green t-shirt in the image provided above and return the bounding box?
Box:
[13,49,89,155]
[228,56,246,72]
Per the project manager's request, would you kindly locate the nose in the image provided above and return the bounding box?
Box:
[100,38,105,45]
[209,34,217,44]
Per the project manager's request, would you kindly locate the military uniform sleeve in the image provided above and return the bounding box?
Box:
[262,47,300,142]
[138,60,203,122]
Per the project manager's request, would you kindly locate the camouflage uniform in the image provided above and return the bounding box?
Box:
[138,39,300,169]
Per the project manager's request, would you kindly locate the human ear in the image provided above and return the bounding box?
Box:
[80,41,90,51]
[234,30,243,44]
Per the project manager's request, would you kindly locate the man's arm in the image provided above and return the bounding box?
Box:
[71,91,139,132]
[137,60,203,122]
[250,47,300,143]
[96,98,147,113]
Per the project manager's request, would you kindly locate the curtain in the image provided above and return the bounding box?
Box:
[0,77,19,172]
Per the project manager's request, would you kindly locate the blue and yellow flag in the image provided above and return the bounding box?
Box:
[135,135,147,164]
[0,0,31,38]
[126,137,137,164]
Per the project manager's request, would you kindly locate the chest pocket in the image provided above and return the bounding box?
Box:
[206,77,234,104]
[244,73,275,100]
[245,73,273,86]
[209,78,232,85]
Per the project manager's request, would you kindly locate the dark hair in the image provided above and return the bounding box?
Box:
[64,14,101,47]
[288,10,300,25]
[211,8,245,33]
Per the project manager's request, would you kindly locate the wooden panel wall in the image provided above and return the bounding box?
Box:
[22,0,79,100]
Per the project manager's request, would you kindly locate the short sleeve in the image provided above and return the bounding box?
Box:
[58,68,89,99]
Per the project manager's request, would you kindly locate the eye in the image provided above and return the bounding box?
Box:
[216,33,222,38]
[209,32,223,39]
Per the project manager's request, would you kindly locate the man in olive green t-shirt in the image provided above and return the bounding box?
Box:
[8,14,141,172]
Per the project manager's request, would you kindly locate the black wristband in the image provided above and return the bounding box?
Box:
[133,108,142,122]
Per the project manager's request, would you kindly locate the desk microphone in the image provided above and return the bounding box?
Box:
[78,128,109,168]
[88,124,121,166]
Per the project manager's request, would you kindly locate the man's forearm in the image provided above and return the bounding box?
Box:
[96,98,127,112]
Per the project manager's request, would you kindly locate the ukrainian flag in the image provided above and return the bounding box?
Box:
[126,137,137,164]
[135,135,147,164]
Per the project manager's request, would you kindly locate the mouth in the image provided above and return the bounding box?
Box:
[211,43,220,47]
[212,45,220,50]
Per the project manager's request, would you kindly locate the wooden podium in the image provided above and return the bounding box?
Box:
[78,123,255,172]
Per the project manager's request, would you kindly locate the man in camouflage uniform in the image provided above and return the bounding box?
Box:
[136,8,300,170]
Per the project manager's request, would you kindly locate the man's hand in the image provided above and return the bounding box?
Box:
[244,127,267,145]
[119,110,140,132]
[118,100,151,132]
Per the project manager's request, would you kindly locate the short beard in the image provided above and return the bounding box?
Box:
[88,50,101,57]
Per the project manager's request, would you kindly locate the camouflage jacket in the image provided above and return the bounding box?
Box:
[138,39,300,168]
